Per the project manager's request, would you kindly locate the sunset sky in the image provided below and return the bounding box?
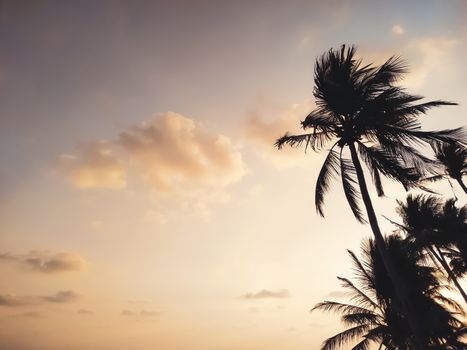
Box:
[1,1,466,349]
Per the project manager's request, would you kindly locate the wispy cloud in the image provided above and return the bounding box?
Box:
[77,309,93,315]
[0,251,86,274]
[42,290,80,303]
[11,311,41,318]
[0,290,80,307]
[140,310,159,317]
[404,36,460,89]
[121,309,160,317]
[0,294,37,307]
[121,310,135,316]
[57,141,126,189]
[239,289,290,300]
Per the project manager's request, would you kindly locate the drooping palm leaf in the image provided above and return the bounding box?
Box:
[340,156,366,223]
[315,147,340,217]
[320,324,373,350]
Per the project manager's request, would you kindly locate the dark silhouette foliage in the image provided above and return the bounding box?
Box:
[312,236,466,350]
[275,45,465,345]
[423,142,467,195]
[394,195,467,303]
[275,45,462,221]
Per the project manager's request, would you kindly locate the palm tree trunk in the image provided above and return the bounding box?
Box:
[428,245,467,304]
[456,177,467,195]
[348,142,425,349]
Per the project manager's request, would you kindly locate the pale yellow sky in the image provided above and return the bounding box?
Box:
[0,1,466,349]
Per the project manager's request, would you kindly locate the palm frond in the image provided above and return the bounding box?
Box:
[301,108,336,131]
[385,126,467,147]
[315,147,340,217]
[342,312,380,326]
[275,131,333,152]
[351,336,374,350]
[311,301,373,316]
[340,155,366,223]
[375,133,437,173]
[321,324,372,350]
[338,277,379,310]
[394,100,458,118]
[357,142,419,188]
[347,250,378,297]
[433,293,464,315]
[363,55,407,91]
[420,174,446,184]
[433,142,467,180]
[357,143,384,196]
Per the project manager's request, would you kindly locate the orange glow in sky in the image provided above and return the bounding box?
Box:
[0,1,466,349]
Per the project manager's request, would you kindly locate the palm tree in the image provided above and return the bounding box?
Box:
[275,45,464,344]
[312,236,466,350]
[435,199,467,282]
[423,142,467,195]
[394,194,467,304]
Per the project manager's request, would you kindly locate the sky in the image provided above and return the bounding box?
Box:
[0,1,466,349]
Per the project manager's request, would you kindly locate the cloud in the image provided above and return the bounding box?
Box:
[15,311,41,318]
[121,310,135,316]
[117,112,246,193]
[239,289,290,300]
[244,99,316,168]
[8,311,42,319]
[58,112,246,195]
[42,290,80,303]
[391,24,405,35]
[77,308,93,315]
[57,141,127,189]
[140,310,159,317]
[404,36,460,89]
[0,290,79,307]
[0,294,37,307]
[120,309,159,317]
[0,251,86,273]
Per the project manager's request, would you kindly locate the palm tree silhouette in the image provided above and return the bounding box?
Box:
[394,194,467,304]
[312,236,466,350]
[423,142,467,196]
[276,45,463,344]
[435,200,467,283]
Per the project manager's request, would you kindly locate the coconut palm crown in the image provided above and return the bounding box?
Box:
[425,142,467,195]
[394,194,467,303]
[275,45,463,222]
[312,237,466,350]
